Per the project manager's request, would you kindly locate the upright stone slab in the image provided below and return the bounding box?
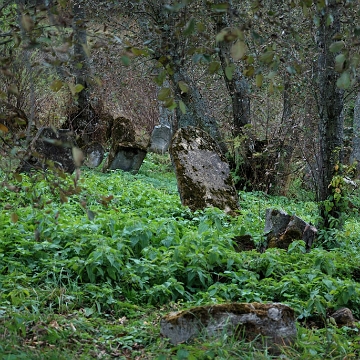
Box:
[169,126,239,215]
[149,124,172,154]
[102,117,147,174]
[160,302,297,352]
[19,127,76,174]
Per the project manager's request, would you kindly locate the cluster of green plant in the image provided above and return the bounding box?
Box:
[0,154,360,358]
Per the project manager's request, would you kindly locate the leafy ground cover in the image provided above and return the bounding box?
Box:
[1,153,360,359]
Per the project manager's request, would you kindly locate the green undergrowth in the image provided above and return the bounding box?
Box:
[0,153,360,359]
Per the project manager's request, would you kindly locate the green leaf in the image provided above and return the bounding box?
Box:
[178,81,189,94]
[121,56,130,66]
[336,71,350,89]
[74,84,85,93]
[329,41,345,53]
[256,73,263,87]
[259,51,275,64]
[225,65,235,80]
[50,80,63,92]
[211,3,229,13]
[230,40,247,61]
[183,18,195,36]
[209,61,220,74]
[335,54,346,72]
[158,87,171,101]
[179,100,186,114]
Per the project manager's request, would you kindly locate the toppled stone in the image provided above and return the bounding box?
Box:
[83,142,104,168]
[18,127,76,174]
[264,209,317,251]
[330,308,356,328]
[160,302,297,352]
[169,126,239,215]
[149,124,172,154]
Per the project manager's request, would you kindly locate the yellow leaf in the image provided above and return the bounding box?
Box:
[21,15,34,32]
[11,213,19,223]
[230,41,247,61]
[256,73,263,87]
[0,123,9,134]
[72,147,84,167]
[50,80,63,92]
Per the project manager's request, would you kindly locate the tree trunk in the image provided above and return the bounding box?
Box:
[73,0,89,109]
[350,91,360,176]
[169,64,227,153]
[316,1,344,228]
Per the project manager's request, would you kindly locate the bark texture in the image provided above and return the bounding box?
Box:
[316,1,344,227]
[350,92,360,176]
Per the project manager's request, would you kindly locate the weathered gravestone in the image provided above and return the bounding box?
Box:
[148,124,172,154]
[160,302,297,353]
[264,209,317,251]
[83,142,104,168]
[102,117,147,174]
[169,126,239,215]
[19,127,76,174]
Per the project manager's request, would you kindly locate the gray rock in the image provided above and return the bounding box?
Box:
[83,142,104,168]
[103,142,147,174]
[265,208,317,251]
[149,124,172,154]
[160,302,297,352]
[169,126,239,215]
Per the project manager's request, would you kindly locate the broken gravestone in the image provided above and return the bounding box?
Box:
[19,127,76,174]
[83,142,104,168]
[264,209,317,251]
[169,126,239,215]
[148,124,172,154]
[160,302,297,353]
[102,117,147,174]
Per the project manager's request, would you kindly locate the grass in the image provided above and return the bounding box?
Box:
[0,152,360,359]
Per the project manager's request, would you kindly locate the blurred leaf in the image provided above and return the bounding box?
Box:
[14,173,22,182]
[256,73,263,87]
[158,87,171,101]
[259,51,275,64]
[50,80,63,92]
[183,18,195,36]
[21,15,34,32]
[230,40,247,61]
[329,41,345,53]
[0,123,9,134]
[179,100,186,114]
[178,81,189,94]
[335,54,346,72]
[74,84,85,93]
[243,66,254,77]
[336,71,350,89]
[121,56,130,66]
[72,147,84,167]
[211,3,228,12]
[11,213,18,223]
[225,65,235,80]
[8,84,18,95]
[209,61,220,74]
[164,97,175,108]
